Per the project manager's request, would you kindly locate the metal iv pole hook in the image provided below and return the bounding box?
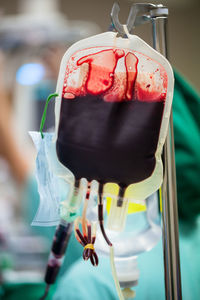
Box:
[110,2,168,36]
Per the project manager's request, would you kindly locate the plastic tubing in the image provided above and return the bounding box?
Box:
[97,183,124,300]
[110,246,125,300]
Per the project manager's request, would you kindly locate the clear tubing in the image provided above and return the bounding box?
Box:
[97,184,125,299]
[110,246,125,300]
[151,16,182,300]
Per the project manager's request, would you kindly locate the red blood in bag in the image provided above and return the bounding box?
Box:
[64,48,167,103]
[77,49,125,95]
[124,52,138,100]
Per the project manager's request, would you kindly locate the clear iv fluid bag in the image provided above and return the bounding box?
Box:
[94,192,161,283]
[95,192,161,257]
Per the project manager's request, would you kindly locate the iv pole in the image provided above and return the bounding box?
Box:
[150,7,182,300]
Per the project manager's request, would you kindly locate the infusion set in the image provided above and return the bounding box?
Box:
[30,3,177,300]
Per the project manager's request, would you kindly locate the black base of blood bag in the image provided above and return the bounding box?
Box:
[57,95,164,185]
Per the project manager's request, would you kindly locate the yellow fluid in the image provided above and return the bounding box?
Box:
[104,183,147,215]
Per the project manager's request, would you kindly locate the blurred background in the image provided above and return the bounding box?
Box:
[0,0,199,299]
[1,0,200,92]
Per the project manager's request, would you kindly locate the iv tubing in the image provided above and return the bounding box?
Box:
[40,93,58,138]
[98,183,124,300]
[98,183,112,246]
[110,246,124,300]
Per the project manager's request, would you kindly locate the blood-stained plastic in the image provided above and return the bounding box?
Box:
[54,31,174,200]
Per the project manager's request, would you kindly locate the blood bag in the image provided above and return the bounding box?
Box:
[54,31,174,200]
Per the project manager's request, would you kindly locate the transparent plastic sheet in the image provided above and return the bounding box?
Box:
[29,131,73,226]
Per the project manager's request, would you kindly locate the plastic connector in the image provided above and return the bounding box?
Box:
[69,178,87,212]
[107,187,129,232]
[60,178,87,222]
[86,180,99,222]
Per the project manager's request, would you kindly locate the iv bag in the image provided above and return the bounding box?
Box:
[54,32,174,200]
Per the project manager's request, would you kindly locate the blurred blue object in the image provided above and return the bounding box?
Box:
[16,63,45,85]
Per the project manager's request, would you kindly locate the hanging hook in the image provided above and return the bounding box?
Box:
[110,2,168,36]
[126,3,155,31]
[110,2,126,37]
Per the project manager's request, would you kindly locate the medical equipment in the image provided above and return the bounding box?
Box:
[35,3,182,300]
